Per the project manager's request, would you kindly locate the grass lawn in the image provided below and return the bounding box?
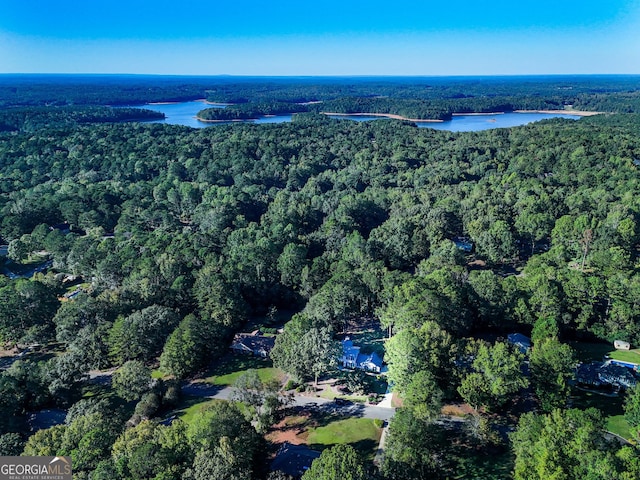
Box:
[202,354,284,386]
[306,417,382,459]
[608,349,640,364]
[606,415,633,441]
[570,387,634,440]
[319,389,367,402]
[64,282,90,293]
[209,366,283,386]
[569,340,640,365]
[172,396,221,425]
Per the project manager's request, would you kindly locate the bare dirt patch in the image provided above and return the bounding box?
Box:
[266,412,313,446]
[442,402,475,417]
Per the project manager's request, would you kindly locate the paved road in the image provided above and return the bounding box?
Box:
[181,382,396,421]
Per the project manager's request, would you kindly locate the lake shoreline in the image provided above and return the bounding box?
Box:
[322,112,444,123]
[195,116,257,123]
[514,109,602,117]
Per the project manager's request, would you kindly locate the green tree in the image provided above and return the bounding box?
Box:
[0,433,24,456]
[111,420,191,480]
[531,316,560,344]
[184,439,251,480]
[112,360,152,402]
[379,278,452,334]
[458,341,527,410]
[301,444,368,480]
[457,373,490,412]
[382,408,443,480]
[529,338,575,412]
[624,384,640,441]
[512,408,624,480]
[159,314,214,379]
[385,321,454,394]
[402,370,443,421]
[271,315,340,386]
[108,305,180,365]
[232,369,285,431]
[187,402,262,459]
[0,279,60,344]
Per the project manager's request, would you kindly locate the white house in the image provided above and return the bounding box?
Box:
[340,339,383,373]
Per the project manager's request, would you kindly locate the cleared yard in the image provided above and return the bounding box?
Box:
[570,388,633,441]
[569,340,640,365]
[171,396,220,424]
[203,354,284,386]
[306,417,382,449]
[268,411,382,459]
[606,415,633,441]
[608,349,640,364]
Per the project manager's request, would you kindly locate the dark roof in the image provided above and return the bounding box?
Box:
[508,333,532,353]
[453,237,474,252]
[231,333,275,353]
[271,442,320,478]
[576,361,637,389]
[50,222,71,232]
[357,351,383,369]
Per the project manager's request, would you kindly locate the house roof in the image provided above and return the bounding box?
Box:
[231,334,275,353]
[507,333,532,353]
[356,351,383,368]
[453,237,474,252]
[271,442,320,477]
[507,333,531,346]
[576,361,637,389]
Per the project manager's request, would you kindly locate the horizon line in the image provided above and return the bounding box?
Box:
[2,72,640,78]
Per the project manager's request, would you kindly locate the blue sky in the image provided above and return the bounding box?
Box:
[1,0,639,75]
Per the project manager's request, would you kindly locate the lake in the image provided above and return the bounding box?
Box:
[134,100,581,131]
[329,112,582,131]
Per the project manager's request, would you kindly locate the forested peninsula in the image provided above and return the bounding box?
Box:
[1,75,640,480]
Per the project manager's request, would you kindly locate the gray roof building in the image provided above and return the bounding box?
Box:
[271,442,321,478]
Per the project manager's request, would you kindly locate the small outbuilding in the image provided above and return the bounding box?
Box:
[614,340,631,351]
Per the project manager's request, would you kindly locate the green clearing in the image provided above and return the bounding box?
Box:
[203,354,284,386]
[569,340,640,365]
[306,417,382,459]
[209,366,283,386]
[568,340,637,441]
[172,396,221,425]
[63,282,90,294]
[319,389,367,402]
[570,387,633,440]
[571,388,624,417]
[606,415,633,441]
[343,328,387,357]
[608,349,640,364]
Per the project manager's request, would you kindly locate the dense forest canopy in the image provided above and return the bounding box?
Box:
[1,76,640,479]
